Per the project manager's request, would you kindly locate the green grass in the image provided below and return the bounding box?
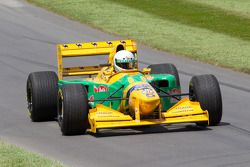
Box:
[110,0,250,41]
[188,0,250,18]
[0,141,64,167]
[27,0,250,73]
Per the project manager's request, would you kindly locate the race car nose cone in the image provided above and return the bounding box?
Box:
[139,96,160,115]
[128,83,160,115]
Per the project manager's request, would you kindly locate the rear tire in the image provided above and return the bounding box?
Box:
[26,71,58,122]
[148,63,180,87]
[58,84,89,135]
[189,74,222,126]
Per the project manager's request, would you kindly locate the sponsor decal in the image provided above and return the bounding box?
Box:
[128,84,155,97]
[96,111,120,118]
[89,95,94,101]
[176,106,192,110]
[89,95,94,105]
[171,106,194,113]
[97,111,113,115]
[94,85,109,92]
[128,84,147,96]
[142,88,156,97]
[168,88,181,103]
[97,115,120,118]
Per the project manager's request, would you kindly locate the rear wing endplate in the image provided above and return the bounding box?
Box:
[57,40,137,80]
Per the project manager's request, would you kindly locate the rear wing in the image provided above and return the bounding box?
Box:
[57,40,137,80]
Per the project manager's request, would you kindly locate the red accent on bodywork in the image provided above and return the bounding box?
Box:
[94,85,109,92]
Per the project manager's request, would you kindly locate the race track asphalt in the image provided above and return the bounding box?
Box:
[0,1,250,167]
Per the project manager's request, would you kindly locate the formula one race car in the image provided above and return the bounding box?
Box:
[26,40,222,135]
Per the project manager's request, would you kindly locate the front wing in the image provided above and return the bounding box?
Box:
[88,98,209,133]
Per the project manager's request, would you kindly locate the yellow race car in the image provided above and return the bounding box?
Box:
[26,40,222,135]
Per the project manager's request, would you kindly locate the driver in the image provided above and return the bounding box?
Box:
[113,50,136,72]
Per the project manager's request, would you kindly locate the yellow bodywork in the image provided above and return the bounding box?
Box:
[57,39,209,133]
[57,40,137,80]
[88,98,208,133]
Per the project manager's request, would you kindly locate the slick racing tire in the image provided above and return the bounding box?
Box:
[58,84,89,135]
[148,63,180,87]
[189,74,222,126]
[26,71,58,122]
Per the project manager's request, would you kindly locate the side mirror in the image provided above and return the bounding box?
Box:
[142,68,151,74]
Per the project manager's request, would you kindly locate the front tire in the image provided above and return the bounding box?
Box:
[189,74,222,126]
[58,84,89,135]
[26,71,58,122]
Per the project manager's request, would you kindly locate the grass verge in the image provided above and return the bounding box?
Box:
[187,0,250,18]
[27,0,250,73]
[0,141,64,167]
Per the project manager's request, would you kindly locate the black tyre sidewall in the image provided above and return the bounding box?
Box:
[189,74,222,126]
[59,84,89,135]
[26,71,58,122]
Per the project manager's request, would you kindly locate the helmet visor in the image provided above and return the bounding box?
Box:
[116,62,135,69]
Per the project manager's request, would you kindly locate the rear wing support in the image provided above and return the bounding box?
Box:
[57,40,137,80]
